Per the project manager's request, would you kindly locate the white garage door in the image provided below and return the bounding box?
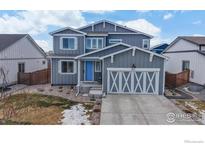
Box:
[107,68,160,94]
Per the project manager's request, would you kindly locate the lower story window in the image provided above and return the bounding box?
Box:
[18,62,25,73]
[95,61,101,72]
[59,60,76,74]
[182,60,190,71]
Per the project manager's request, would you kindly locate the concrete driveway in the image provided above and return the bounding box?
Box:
[100,95,198,125]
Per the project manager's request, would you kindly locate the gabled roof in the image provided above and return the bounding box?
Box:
[151,43,169,54]
[75,42,167,60]
[49,26,86,35]
[179,36,205,45]
[0,34,27,51]
[75,43,131,59]
[163,36,205,53]
[0,34,46,57]
[77,20,153,38]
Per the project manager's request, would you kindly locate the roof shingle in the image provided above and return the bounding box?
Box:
[0,34,27,51]
[180,36,205,45]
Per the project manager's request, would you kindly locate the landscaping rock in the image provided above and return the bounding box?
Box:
[93,105,101,112]
[91,112,100,125]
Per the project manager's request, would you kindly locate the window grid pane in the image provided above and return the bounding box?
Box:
[61,61,74,73]
[92,39,97,49]
[86,39,91,49]
[98,39,103,49]
[62,38,75,49]
[63,38,69,48]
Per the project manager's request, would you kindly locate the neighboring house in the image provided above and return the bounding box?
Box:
[151,43,169,54]
[50,20,167,95]
[0,34,47,86]
[163,36,205,85]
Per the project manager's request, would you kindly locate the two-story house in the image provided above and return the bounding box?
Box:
[49,20,166,95]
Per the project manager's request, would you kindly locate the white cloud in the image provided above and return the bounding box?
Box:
[192,34,205,36]
[136,10,150,13]
[163,13,173,20]
[117,19,171,47]
[192,20,202,25]
[82,10,114,14]
[117,19,160,36]
[0,10,86,35]
[35,40,50,52]
[0,11,87,51]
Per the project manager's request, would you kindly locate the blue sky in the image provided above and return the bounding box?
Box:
[0,10,204,51]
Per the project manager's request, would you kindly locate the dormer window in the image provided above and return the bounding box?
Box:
[142,39,149,49]
[86,38,103,49]
[60,37,77,50]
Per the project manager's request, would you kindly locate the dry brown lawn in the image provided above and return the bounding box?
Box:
[0,93,78,124]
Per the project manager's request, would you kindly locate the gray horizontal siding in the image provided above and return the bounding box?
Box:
[102,49,165,94]
[107,34,150,48]
[51,58,78,85]
[53,35,84,56]
[85,45,128,58]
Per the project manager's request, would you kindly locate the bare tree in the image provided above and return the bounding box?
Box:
[0,66,9,100]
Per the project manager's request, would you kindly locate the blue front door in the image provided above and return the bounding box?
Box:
[85,61,93,81]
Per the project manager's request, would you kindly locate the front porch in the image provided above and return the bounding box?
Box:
[76,58,103,97]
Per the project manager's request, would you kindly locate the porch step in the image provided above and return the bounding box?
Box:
[89,89,103,99]
[79,81,102,94]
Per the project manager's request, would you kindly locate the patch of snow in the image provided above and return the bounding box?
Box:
[61,104,90,125]
[183,87,200,94]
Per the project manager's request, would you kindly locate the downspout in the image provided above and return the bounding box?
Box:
[76,59,81,96]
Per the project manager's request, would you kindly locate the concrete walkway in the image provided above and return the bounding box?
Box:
[100,95,198,125]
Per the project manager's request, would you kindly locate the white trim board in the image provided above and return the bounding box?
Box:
[99,46,167,60]
[107,68,160,72]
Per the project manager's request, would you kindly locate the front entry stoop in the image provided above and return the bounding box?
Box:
[89,87,103,99]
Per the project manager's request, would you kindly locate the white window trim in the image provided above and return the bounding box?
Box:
[58,60,77,74]
[95,61,101,72]
[60,37,78,50]
[142,39,149,49]
[86,38,104,49]
[109,39,122,44]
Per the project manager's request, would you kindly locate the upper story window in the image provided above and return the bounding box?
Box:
[86,38,103,49]
[142,39,149,49]
[60,37,77,50]
[109,39,122,44]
